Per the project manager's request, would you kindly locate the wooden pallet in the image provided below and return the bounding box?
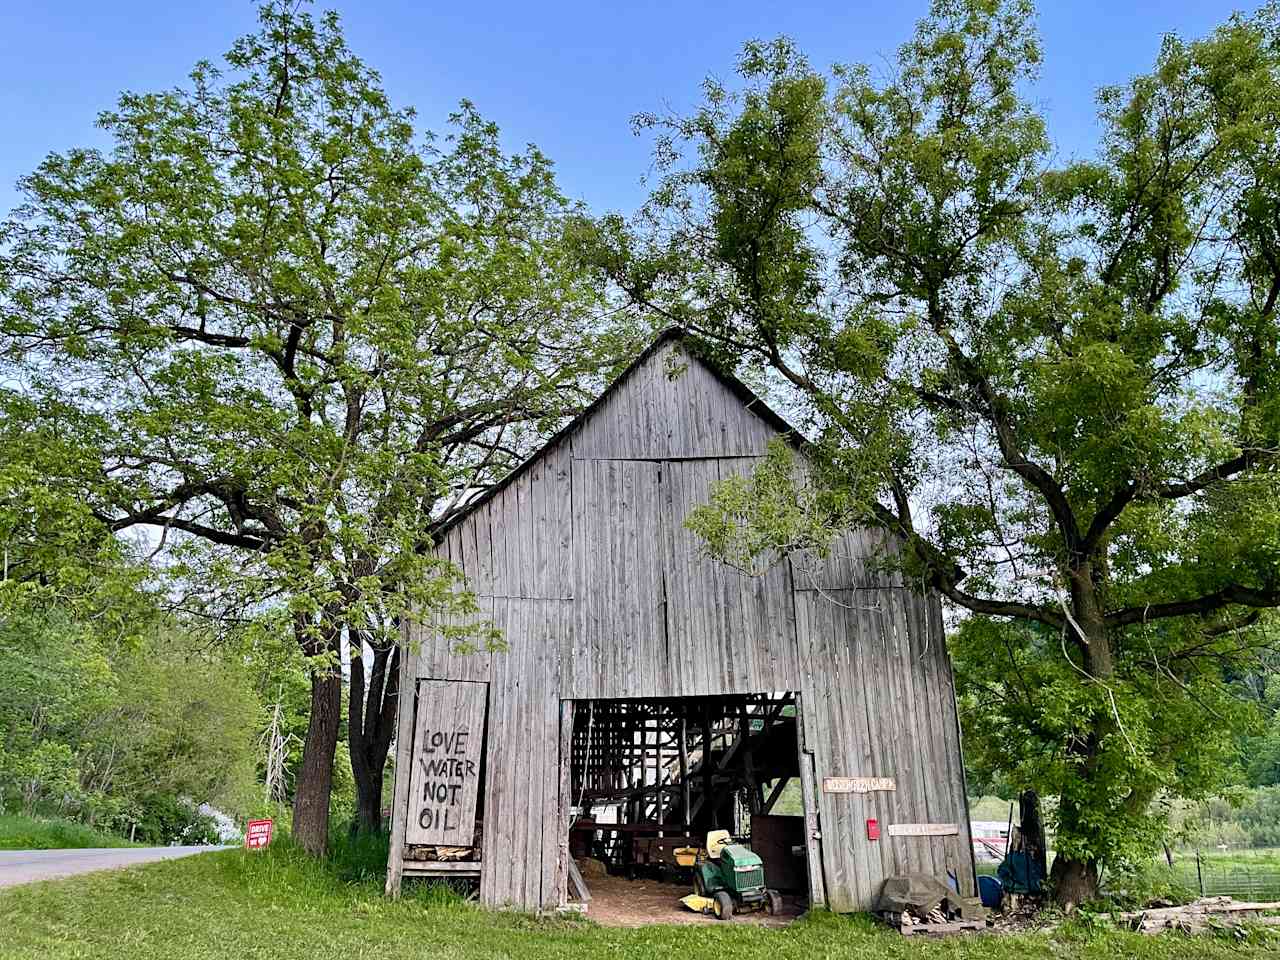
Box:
[896,919,986,937]
[880,912,986,937]
[896,921,983,936]
[402,860,482,878]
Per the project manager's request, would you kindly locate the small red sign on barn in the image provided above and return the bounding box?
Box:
[245,818,273,850]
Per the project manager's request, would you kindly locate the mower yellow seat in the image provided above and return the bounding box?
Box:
[706,829,731,860]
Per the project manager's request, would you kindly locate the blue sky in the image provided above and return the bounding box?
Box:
[0,2,1254,217]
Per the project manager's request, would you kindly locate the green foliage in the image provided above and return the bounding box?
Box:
[953,615,1260,872]
[328,740,357,828]
[1178,787,1280,849]
[241,629,312,805]
[0,0,631,850]
[0,1,616,653]
[1241,671,1280,787]
[126,795,223,847]
[582,0,1280,894]
[0,390,161,649]
[0,603,261,842]
[0,607,123,821]
[1103,858,1199,910]
[684,440,852,575]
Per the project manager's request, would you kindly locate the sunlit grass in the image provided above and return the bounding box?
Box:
[2,840,1279,959]
[0,813,137,851]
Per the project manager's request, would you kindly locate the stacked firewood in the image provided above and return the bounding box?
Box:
[897,906,948,926]
[405,821,483,861]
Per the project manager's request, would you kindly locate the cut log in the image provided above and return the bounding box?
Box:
[1118,897,1280,935]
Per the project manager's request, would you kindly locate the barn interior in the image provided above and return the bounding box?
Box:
[565,692,809,923]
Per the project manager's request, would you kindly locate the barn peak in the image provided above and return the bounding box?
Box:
[437,328,800,538]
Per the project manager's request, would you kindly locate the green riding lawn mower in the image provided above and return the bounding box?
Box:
[685,830,782,920]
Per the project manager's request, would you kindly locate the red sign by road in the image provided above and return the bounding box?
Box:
[245,818,273,850]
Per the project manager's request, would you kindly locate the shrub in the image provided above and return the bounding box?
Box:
[129,795,222,845]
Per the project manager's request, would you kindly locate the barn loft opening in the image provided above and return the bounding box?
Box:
[564,692,809,924]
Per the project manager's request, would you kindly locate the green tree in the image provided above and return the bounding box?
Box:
[0,3,615,852]
[1241,667,1280,786]
[951,615,1261,872]
[0,609,116,819]
[106,630,263,830]
[0,602,260,840]
[582,0,1280,905]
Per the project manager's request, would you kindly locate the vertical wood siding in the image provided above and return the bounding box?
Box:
[792,534,977,911]
[477,597,566,910]
[570,457,666,698]
[571,341,778,459]
[657,458,801,697]
[391,337,976,913]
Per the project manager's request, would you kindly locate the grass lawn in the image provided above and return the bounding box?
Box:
[969,795,1015,821]
[2,844,1278,960]
[0,813,137,851]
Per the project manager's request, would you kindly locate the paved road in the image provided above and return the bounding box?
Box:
[0,846,228,888]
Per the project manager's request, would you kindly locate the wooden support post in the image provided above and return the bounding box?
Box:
[384,635,416,898]
[701,701,713,830]
[744,746,760,815]
[679,711,690,834]
[764,777,790,813]
[555,699,574,908]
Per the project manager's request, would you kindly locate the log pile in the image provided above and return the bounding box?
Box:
[405,821,482,861]
[1119,896,1280,935]
[404,845,474,862]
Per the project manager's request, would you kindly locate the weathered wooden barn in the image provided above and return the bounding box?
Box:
[385,329,976,916]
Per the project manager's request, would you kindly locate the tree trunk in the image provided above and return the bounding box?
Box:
[1048,560,1110,908]
[348,627,400,835]
[1049,853,1099,910]
[291,619,343,857]
[353,769,384,835]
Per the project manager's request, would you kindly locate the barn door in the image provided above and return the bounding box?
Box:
[404,679,488,846]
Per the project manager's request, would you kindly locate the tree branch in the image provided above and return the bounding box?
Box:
[1158,451,1264,499]
[108,513,272,551]
[1107,584,1280,627]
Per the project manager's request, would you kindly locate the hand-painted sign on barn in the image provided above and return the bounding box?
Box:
[822,776,897,794]
[405,679,487,846]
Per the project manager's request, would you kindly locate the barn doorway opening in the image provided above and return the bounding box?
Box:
[563,692,810,925]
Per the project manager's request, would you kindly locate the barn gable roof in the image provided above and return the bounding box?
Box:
[434,327,803,540]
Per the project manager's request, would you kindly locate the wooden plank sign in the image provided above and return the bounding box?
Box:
[823,776,897,794]
[887,822,959,837]
[405,679,487,846]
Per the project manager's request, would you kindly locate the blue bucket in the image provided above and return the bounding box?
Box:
[977,874,1003,909]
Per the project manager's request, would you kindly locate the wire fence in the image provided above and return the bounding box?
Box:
[1154,850,1280,901]
[975,845,1280,902]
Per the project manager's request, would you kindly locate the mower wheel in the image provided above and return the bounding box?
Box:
[693,872,706,896]
[712,891,734,921]
[764,890,783,916]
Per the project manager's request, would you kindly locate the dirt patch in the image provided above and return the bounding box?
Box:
[988,896,1057,935]
[583,872,803,928]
